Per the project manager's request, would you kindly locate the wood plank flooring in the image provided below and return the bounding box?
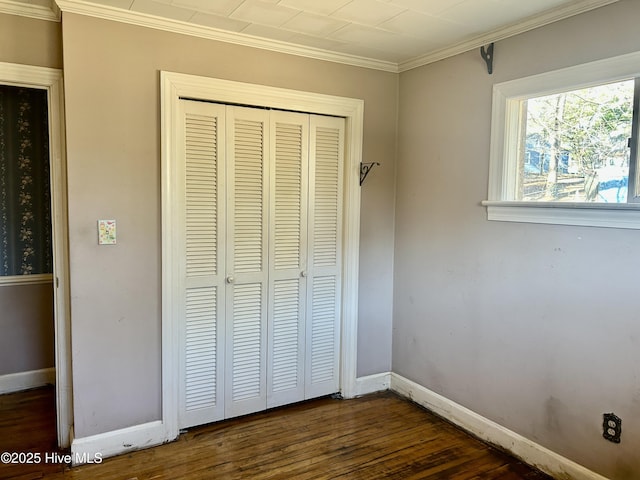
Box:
[0,387,553,479]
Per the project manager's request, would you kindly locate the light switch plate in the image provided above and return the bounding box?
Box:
[98,219,116,245]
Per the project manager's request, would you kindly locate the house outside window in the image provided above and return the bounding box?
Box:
[519,80,634,203]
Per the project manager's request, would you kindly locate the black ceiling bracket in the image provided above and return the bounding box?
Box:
[360,162,380,186]
[480,42,494,75]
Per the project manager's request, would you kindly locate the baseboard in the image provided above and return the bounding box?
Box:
[355,372,391,396]
[68,372,387,466]
[71,421,168,465]
[390,373,608,480]
[0,367,55,395]
[66,372,609,477]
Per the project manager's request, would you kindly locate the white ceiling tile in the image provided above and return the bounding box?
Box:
[492,0,579,18]
[229,0,299,27]
[281,11,348,37]
[372,35,434,58]
[332,0,406,26]
[438,0,516,30]
[378,9,463,40]
[130,0,194,21]
[440,0,517,32]
[278,0,351,16]
[190,11,250,31]
[385,0,466,16]
[241,23,298,42]
[331,24,398,46]
[171,0,244,16]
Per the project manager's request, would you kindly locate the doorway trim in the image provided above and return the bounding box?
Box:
[161,71,363,441]
[0,62,72,448]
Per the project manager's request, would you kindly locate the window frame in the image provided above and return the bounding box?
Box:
[484,51,640,230]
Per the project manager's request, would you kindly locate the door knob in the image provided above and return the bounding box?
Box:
[300,271,307,278]
[226,275,234,284]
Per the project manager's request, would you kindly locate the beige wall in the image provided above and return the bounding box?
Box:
[0,283,54,376]
[394,1,640,478]
[61,13,397,438]
[0,13,60,380]
[0,12,62,69]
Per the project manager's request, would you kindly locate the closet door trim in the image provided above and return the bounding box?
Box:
[161,72,363,443]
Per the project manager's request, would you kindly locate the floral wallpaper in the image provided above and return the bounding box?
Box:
[0,85,52,276]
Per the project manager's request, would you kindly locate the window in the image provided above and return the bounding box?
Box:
[484,51,640,229]
[522,80,634,203]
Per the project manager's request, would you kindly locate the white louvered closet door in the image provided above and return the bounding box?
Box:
[177,102,344,427]
[224,106,270,418]
[267,111,309,408]
[305,115,344,400]
[178,100,226,429]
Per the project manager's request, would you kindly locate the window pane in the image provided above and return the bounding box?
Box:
[519,80,634,202]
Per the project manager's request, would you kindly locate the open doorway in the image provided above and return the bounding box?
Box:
[0,62,71,449]
[0,85,55,389]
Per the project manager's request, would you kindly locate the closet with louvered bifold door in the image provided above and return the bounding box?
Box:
[177,99,344,429]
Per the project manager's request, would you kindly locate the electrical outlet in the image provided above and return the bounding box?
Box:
[603,413,621,443]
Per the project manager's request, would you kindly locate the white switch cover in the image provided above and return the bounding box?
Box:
[98,219,116,245]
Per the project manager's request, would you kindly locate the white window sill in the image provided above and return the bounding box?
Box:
[482,201,640,230]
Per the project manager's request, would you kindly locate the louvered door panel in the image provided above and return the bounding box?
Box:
[271,279,301,391]
[231,283,263,402]
[179,100,226,428]
[233,117,265,274]
[184,288,218,410]
[225,106,269,418]
[177,104,345,426]
[305,115,344,400]
[267,112,308,408]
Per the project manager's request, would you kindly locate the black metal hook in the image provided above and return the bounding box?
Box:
[360,162,380,186]
[480,43,494,75]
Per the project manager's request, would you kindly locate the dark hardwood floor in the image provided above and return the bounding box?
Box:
[0,386,553,479]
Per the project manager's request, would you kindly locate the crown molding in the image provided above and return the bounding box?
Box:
[398,0,620,72]
[55,0,619,74]
[55,0,399,73]
[0,0,60,21]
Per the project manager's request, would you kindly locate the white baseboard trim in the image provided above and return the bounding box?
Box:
[71,421,168,465]
[66,372,608,478]
[355,372,391,397]
[390,373,608,480]
[0,367,55,395]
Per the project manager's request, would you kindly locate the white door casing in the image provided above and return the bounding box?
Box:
[0,62,72,448]
[162,72,363,441]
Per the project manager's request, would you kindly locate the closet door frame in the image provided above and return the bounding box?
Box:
[161,71,363,443]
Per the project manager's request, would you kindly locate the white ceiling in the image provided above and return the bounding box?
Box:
[4,0,619,71]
